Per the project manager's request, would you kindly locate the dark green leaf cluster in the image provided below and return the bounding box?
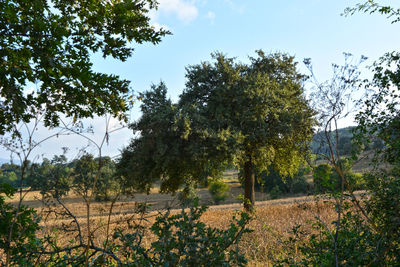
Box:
[354,52,400,166]
[0,163,21,187]
[115,205,252,266]
[117,82,227,194]
[178,182,200,208]
[280,170,400,266]
[313,159,365,194]
[0,0,169,134]
[240,164,312,196]
[28,155,72,198]
[0,183,42,266]
[180,51,314,174]
[294,211,385,266]
[208,179,230,204]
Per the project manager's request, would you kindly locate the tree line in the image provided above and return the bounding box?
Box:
[0,155,118,201]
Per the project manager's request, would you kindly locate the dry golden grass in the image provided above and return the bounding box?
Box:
[5,170,340,266]
[202,199,337,266]
[6,189,339,266]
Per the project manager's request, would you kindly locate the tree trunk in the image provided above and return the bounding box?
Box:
[243,158,255,212]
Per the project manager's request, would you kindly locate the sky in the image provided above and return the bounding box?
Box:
[1,0,399,163]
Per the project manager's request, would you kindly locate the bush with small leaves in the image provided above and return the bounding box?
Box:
[115,205,252,266]
[0,184,42,266]
[281,196,399,266]
[208,179,230,204]
[178,182,200,208]
[269,185,282,200]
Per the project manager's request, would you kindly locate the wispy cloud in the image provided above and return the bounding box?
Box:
[156,0,199,24]
[207,11,216,24]
[222,0,245,14]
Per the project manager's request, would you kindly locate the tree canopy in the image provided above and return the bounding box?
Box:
[119,51,315,210]
[0,0,169,134]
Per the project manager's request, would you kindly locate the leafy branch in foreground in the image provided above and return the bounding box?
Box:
[114,205,252,266]
[0,0,170,135]
[343,0,400,24]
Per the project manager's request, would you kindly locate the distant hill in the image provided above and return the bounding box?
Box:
[310,126,384,157]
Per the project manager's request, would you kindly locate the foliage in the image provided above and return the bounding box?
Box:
[119,51,315,210]
[278,4,400,265]
[42,156,72,197]
[182,51,315,209]
[294,210,384,266]
[268,185,282,200]
[354,52,400,166]
[310,126,384,158]
[0,169,18,187]
[117,82,207,194]
[72,154,119,201]
[344,0,400,24]
[208,179,230,204]
[93,156,120,201]
[250,164,312,195]
[313,159,365,194]
[0,0,169,135]
[30,155,72,198]
[282,169,400,266]
[115,205,252,266]
[313,163,334,193]
[178,182,200,208]
[25,154,119,201]
[0,183,42,266]
[1,182,252,266]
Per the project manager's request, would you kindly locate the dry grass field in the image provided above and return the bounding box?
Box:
[20,199,337,266]
[6,178,340,266]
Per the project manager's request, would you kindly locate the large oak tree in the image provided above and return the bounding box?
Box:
[119,51,315,210]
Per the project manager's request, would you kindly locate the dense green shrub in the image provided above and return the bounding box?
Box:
[269,185,282,200]
[178,182,200,207]
[208,179,230,204]
[346,172,365,191]
[115,205,252,266]
[246,165,312,196]
[28,156,72,198]
[281,169,400,266]
[0,184,42,266]
[290,176,310,194]
[313,159,365,194]
[0,171,18,187]
[313,163,335,193]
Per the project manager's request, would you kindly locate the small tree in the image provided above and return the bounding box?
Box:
[208,179,230,205]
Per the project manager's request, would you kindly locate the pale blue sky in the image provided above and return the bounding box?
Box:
[1,0,399,162]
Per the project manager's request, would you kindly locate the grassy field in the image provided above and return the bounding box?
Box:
[6,170,342,266]
[9,195,337,266]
